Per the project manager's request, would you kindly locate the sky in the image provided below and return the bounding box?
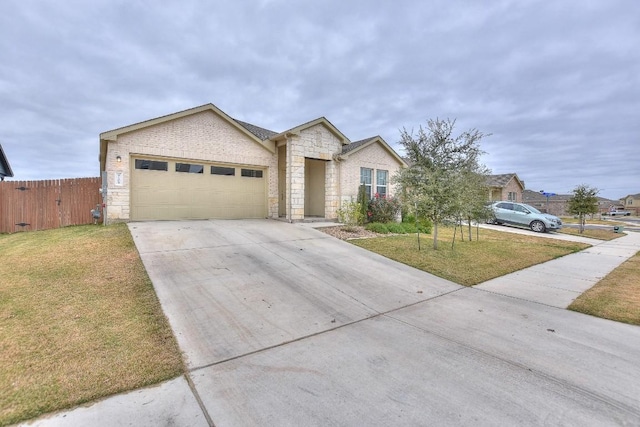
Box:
[1,0,638,200]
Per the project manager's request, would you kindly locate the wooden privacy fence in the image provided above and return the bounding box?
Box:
[0,177,102,233]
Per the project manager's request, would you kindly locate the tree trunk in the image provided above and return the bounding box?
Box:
[468,216,472,241]
[433,222,439,250]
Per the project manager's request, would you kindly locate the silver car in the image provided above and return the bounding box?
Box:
[489,201,562,233]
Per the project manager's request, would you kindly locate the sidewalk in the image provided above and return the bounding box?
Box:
[476,227,640,307]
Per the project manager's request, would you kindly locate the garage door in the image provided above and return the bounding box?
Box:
[130,157,267,220]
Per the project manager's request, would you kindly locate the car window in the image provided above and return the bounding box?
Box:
[522,204,541,214]
[514,204,528,213]
[497,202,513,210]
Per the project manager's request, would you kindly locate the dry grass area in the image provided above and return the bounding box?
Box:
[345,226,589,286]
[0,224,184,426]
[560,217,624,226]
[569,251,640,325]
[558,227,624,241]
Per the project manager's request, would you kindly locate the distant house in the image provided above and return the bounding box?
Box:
[487,173,525,202]
[619,193,640,216]
[523,189,618,217]
[0,143,14,181]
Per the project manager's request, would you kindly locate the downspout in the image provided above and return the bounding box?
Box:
[286,136,292,222]
[333,152,345,217]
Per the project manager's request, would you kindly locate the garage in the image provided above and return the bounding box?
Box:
[130,156,267,220]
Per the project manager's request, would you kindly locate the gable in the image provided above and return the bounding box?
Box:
[339,136,406,167]
[270,117,350,145]
[99,104,275,171]
[487,173,524,190]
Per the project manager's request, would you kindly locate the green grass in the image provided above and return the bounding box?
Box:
[569,250,640,325]
[0,224,184,426]
[350,226,590,286]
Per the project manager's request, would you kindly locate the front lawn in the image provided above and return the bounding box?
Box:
[0,224,184,426]
[349,226,590,286]
[569,250,640,325]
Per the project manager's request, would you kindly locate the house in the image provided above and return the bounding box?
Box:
[522,190,570,216]
[99,103,406,224]
[0,143,14,181]
[619,193,640,216]
[523,189,618,217]
[487,173,525,202]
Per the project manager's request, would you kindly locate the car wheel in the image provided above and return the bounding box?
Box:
[530,220,546,233]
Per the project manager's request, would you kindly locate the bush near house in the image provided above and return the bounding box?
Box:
[367,193,401,223]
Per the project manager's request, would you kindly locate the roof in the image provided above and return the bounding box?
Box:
[339,136,407,166]
[341,136,377,154]
[522,189,573,202]
[234,119,278,141]
[523,189,619,205]
[0,143,14,180]
[622,193,640,199]
[487,173,521,188]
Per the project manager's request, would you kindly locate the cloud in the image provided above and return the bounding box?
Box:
[0,0,638,199]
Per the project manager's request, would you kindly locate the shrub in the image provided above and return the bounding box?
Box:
[357,185,368,222]
[402,213,433,234]
[400,223,418,233]
[417,219,433,234]
[365,222,389,234]
[367,194,401,223]
[386,223,407,234]
[337,201,364,226]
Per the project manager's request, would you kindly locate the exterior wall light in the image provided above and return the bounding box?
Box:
[116,155,122,162]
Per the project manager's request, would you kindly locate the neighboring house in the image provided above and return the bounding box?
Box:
[99,103,406,223]
[522,190,570,216]
[619,193,640,216]
[523,189,618,217]
[0,143,14,181]
[487,173,525,202]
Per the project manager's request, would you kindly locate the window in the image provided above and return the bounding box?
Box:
[376,170,388,197]
[360,168,373,200]
[497,202,514,210]
[175,163,204,173]
[507,192,517,201]
[211,166,235,176]
[241,168,263,178]
[135,159,168,171]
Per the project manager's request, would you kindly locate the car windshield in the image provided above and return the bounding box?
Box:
[522,204,542,214]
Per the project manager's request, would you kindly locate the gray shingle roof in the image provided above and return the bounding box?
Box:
[486,173,517,187]
[342,136,378,154]
[234,119,278,141]
[0,143,14,180]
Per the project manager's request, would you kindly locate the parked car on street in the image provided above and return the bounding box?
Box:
[488,201,562,233]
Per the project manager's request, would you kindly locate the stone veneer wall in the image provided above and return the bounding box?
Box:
[286,124,343,221]
[104,110,278,222]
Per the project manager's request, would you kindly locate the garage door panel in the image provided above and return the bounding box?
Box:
[131,158,266,220]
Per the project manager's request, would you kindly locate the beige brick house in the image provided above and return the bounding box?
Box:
[487,173,525,202]
[99,103,406,223]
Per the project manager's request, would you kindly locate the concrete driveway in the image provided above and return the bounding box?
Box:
[128,219,640,426]
[28,220,640,426]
